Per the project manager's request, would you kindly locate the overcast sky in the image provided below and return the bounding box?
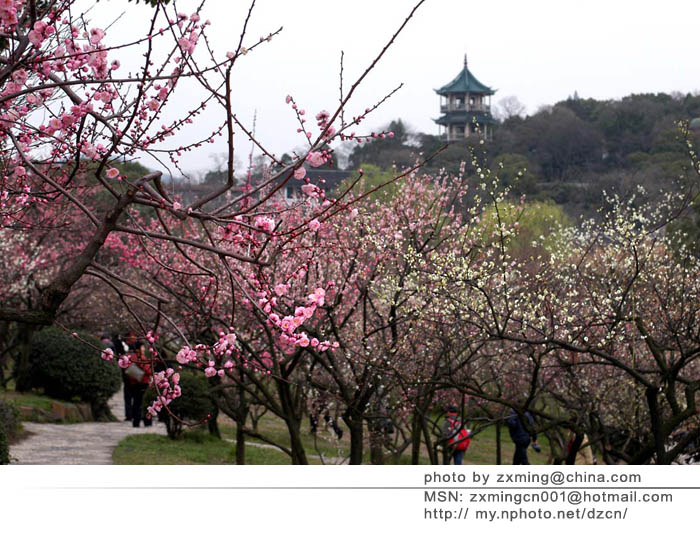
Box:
[85,0,700,175]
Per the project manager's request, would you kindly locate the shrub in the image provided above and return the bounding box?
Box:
[0,400,19,464]
[145,372,215,439]
[0,426,7,464]
[28,327,121,421]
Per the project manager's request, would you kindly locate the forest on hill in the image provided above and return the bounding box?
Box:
[343,92,700,218]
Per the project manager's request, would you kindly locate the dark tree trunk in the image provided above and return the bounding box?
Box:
[14,324,34,392]
[277,380,308,464]
[0,321,10,388]
[92,400,117,422]
[344,412,364,465]
[285,416,308,465]
[369,425,385,465]
[207,405,221,439]
[566,433,583,465]
[236,418,246,465]
[496,422,502,465]
[411,409,422,465]
[646,387,668,464]
[420,415,438,465]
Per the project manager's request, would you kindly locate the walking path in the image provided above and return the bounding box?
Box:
[10,389,348,464]
[10,389,165,464]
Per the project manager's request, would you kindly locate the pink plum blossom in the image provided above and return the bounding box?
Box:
[306,151,325,167]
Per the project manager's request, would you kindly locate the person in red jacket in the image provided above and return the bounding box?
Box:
[442,406,471,465]
[125,341,153,428]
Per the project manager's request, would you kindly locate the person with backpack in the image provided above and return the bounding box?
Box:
[442,406,471,465]
[506,406,540,465]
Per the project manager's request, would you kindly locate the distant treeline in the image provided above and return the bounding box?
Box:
[344,92,700,218]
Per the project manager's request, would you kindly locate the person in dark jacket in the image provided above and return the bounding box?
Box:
[506,407,540,465]
[125,341,153,428]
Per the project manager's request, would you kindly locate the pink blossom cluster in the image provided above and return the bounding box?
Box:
[315,110,336,141]
[306,151,326,168]
[177,30,199,55]
[176,345,198,365]
[254,215,275,233]
[213,331,237,356]
[146,368,182,418]
[217,224,241,242]
[264,286,337,352]
[0,0,24,31]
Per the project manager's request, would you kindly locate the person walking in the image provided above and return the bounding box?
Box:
[112,334,133,421]
[506,407,540,465]
[442,406,470,465]
[125,341,153,428]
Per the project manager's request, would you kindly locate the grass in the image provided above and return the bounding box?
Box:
[462,425,550,465]
[113,418,552,465]
[219,414,350,462]
[113,429,292,465]
[0,389,57,412]
[0,388,90,424]
[218,413,552,465]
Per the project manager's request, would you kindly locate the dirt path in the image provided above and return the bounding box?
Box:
[10,388,165,464]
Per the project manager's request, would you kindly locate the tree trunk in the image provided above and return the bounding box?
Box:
[646,387,668,464]
[14,324,34,392]
[277,380,308,464]
[0,321,10,388]
[344,412,364,465]
[369,424,385,465]
[496,422,502,465]
[235,418,246,465]
[420,415,438,465]
[207,405,221,439]
[92,400,117,422]
[565,433,583,465]
[411,409,422,464]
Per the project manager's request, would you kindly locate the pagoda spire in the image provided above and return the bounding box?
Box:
[464,52,467,67]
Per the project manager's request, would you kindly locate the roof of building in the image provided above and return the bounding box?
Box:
[436,57,495,96]
[299,168,352,192]
[690,117,700,131]
[434,111,496,125]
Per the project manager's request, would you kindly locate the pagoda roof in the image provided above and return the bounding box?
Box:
[434,111,495,125]
[436,60,494,96]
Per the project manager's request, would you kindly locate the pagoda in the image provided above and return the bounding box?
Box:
[434,55,495,141]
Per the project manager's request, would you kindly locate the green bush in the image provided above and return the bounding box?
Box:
[0,400,19,464]
[145,372,215,439]
[28,327,121,421]
[0,425,8,464]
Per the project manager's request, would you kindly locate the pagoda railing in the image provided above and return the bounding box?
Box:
[440,104,490,113]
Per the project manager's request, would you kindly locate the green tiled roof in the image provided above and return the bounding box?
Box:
[434,112,495,125]
[436,63,494,96]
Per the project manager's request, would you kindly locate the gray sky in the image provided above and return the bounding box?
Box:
[86,0,700,175]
